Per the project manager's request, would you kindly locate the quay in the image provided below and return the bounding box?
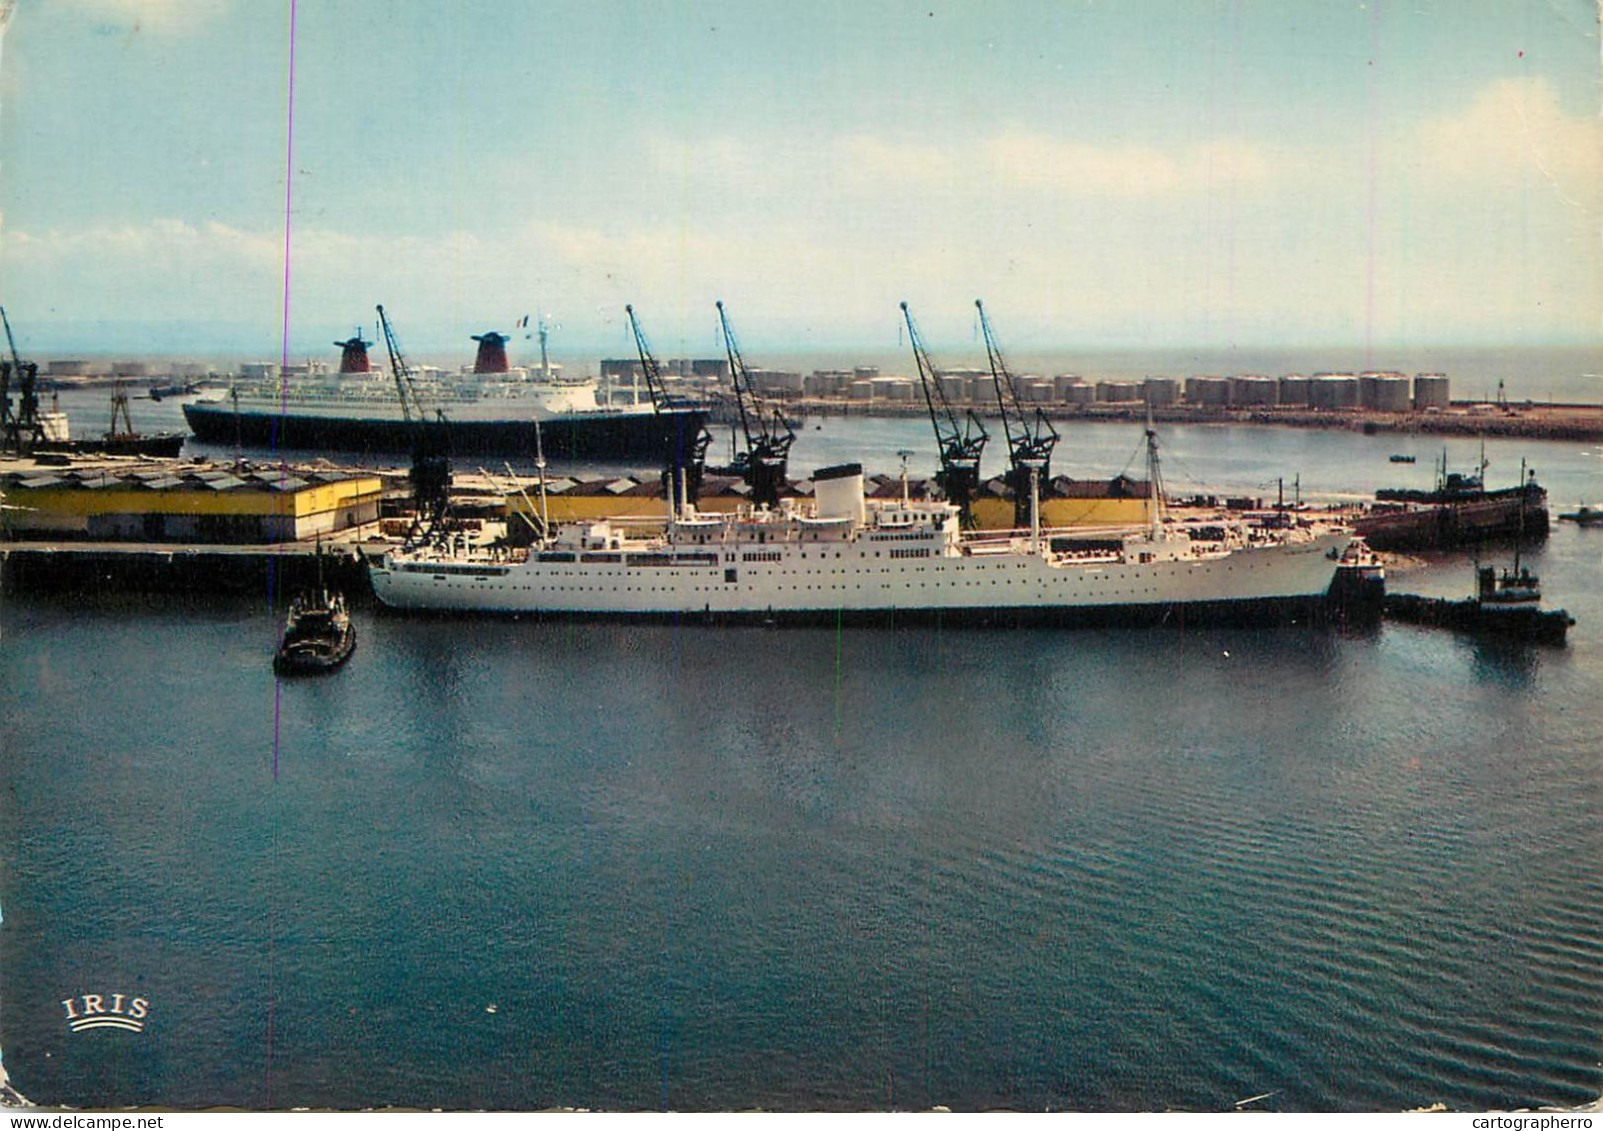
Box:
[0,538,376,597]
[0,452,393,596]
[0,425,1554,597]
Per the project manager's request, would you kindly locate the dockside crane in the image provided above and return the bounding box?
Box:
[1,306,43,456]
[624,304,712,511]
[900,301,987,527]
[976,299,1059,528]
[715,301,794,510]
[376,304,453,548]
[0,308,14,451]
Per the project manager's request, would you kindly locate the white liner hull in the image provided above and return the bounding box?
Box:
[370,531,1350,619]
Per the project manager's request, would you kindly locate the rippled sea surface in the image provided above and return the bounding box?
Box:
[3,420,1601,1112]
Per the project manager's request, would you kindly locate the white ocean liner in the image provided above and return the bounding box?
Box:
[369,460,1368,625]
[182,329,707,460]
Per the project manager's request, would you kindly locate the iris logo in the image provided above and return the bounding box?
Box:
[61,993,149,1034]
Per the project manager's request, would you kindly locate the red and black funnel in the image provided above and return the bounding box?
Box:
[335,335,373,374]
[471,332,510,374]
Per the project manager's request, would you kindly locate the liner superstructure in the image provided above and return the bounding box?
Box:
[182,332,707,460]
[369,463,1368,625]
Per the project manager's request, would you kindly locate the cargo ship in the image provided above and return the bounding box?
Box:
[370,446,1375,626]
[33,384,186,457]
[182,331,708,462]
[1354,453,1548,551]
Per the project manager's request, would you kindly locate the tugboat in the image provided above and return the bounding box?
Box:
[1383,553,1574,644]
[273,555,356,675]
[1557,504,1602,527]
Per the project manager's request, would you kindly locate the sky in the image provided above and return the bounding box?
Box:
[0,0,1599,362]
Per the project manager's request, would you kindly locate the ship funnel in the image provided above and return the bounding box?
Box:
[335,334,373,374]
[471,331,511,374]
[813,463,866,526]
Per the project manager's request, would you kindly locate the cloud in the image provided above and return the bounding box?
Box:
[54,0,228,34]
[1413,76,1603,208]
[0,216,856,348]
[832,135,959,183]
[4,75,1599,350]
[669,131,1275,204]
[980,134,1270,196]
[6,218,276,285]
[639,77,1599,229]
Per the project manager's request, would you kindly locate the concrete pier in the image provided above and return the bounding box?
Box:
[0,539,375,597]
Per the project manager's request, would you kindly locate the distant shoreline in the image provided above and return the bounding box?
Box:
[766,398,1603,443]
[38,373,1603,442]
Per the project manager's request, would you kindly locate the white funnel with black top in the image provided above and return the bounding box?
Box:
[813,463,866,526]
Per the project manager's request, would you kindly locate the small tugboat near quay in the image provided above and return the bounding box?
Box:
[274,579,357,675]
[369,428,1379,626]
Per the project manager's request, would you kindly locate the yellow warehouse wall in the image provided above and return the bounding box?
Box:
[289,478,385,518]
[969,496,1153,529]
[9,479,383,519]
[508,491,1153,529]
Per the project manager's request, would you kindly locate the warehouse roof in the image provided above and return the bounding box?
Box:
[1,461,380,494]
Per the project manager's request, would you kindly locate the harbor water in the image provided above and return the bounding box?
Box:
[3,410,1602,1111]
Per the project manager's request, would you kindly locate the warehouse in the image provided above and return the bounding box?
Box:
[1,460,383,543]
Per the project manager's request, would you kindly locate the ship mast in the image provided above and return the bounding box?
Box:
[534,420,550,538]
[1513,457,1526,577]
[1029,466,1041,553]
[108,380,135,439]
[1144,410,1168,537]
